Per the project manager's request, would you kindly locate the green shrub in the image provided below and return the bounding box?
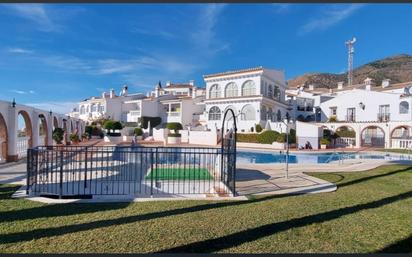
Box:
[134,127,143,136]
[289,129,296,144]
[69,133,79,143]
[141,116,161,129]
[335,128,356,138]
[103,120,122,132]
[255,124,263,133]
[85,125,93,136]
[237,133,258,143]
[276,133,286,143]
[320,138,331,145]
[167,133,182,137]
[328,116,337,122]
[257,130,280,144]
[52,128,64,144]
[166,122,183,134]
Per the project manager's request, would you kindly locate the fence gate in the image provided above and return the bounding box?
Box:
[220,109,237,196]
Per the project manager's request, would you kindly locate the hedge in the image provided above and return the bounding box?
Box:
[166,122,183,134]
[276,133,286,143]
[237,133,258,143]
[141,116,161,129]
[134,127,143,136]
[257,130,280,144]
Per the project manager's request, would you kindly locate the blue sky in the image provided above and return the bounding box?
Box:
[1,3,412,114]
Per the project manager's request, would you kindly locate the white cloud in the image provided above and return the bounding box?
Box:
[299,4,364,35]
[26,101,78,114]
[7,47,33,54]
[9,89,35,95]
[5,4,58,32]
[191,4,229,56]
[272,4,292,14]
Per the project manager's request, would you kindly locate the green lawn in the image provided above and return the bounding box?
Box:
[145,167,212,180]
[0,165,411,253]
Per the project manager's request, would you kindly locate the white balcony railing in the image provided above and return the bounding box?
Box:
[129,110,141,116]
[17,136,29,158]
[391,138,412,149]
[335,137,355,147]
[168,112,181,117]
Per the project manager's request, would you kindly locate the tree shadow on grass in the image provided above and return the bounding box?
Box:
[336,166,411,189]
[0,185,21,199]
[376,234,412,253]
[158,191,412,253]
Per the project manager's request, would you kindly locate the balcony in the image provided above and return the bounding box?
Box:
[168,112,181,117]
[345,115,356,122]
[377,113,390,122]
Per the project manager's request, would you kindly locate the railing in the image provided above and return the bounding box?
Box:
[168,112,181,117]
[377,113,390,122]
[335,137,355,147]
[27,145,236,198]
[391,138,412,149]
[17,136,30,158]
[345,115,356,122]
[129,110,141,116]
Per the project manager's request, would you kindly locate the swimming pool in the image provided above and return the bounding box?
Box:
[236,150,412,164]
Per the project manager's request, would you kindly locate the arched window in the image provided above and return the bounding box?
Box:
[268,108,274,122]
[241,105,256,120]
[224,105,237,115]
[261,106,267,121]
[80,106,85,115]
[400,101,409,114]
[209,84,221,99]
[86,105,90,113]
[225,82,238,98]
[277,110,282,121]
[274,86,280,100]
[242,80,256,96]
[268,85,273,98]
[208,106,221,120]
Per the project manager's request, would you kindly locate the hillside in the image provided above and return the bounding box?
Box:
[288,54,412,89]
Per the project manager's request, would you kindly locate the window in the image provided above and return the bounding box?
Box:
[242,80,256,96]
[261,106,267,121]
[277,110,282,121]
[274,86,280,100]
[99,105,105,112]
[241,104,256,120]
[330,107,337,116]
[80,106,85,115]
[268,85,273,98]
[225,82,238,98]
[400,101,409,114]
[91,104,98,112]
[268,108,274,122]
[208,106,221,120]
[209,84,221,99]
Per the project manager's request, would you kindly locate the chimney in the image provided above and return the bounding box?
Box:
[102,92,107,98]
[121,85,128,96]
[382,79,391,88]
[364,77,375,87]
[189,80,195,86]
[308,84,314,91]
[337,81,344,90]
[166,81,171,87]
[109,89,115,98]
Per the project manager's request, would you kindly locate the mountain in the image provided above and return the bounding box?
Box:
[288,54,412,89]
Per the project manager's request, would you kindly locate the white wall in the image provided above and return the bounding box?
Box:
[319,89,412,122]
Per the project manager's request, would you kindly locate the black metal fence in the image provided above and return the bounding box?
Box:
[27,145,236,198]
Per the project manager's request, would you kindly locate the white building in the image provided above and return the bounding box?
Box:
[202,67,291,133]
[71,86,146,123]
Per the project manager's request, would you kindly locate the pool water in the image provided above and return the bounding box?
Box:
[236,151,412,164]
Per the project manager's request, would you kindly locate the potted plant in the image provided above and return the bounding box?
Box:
[320,138,330,149]
[134,127,143,140]
[70,133,80,144]
[52,128,64,145]
[166,122,183,144]
[103,120,123,143]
